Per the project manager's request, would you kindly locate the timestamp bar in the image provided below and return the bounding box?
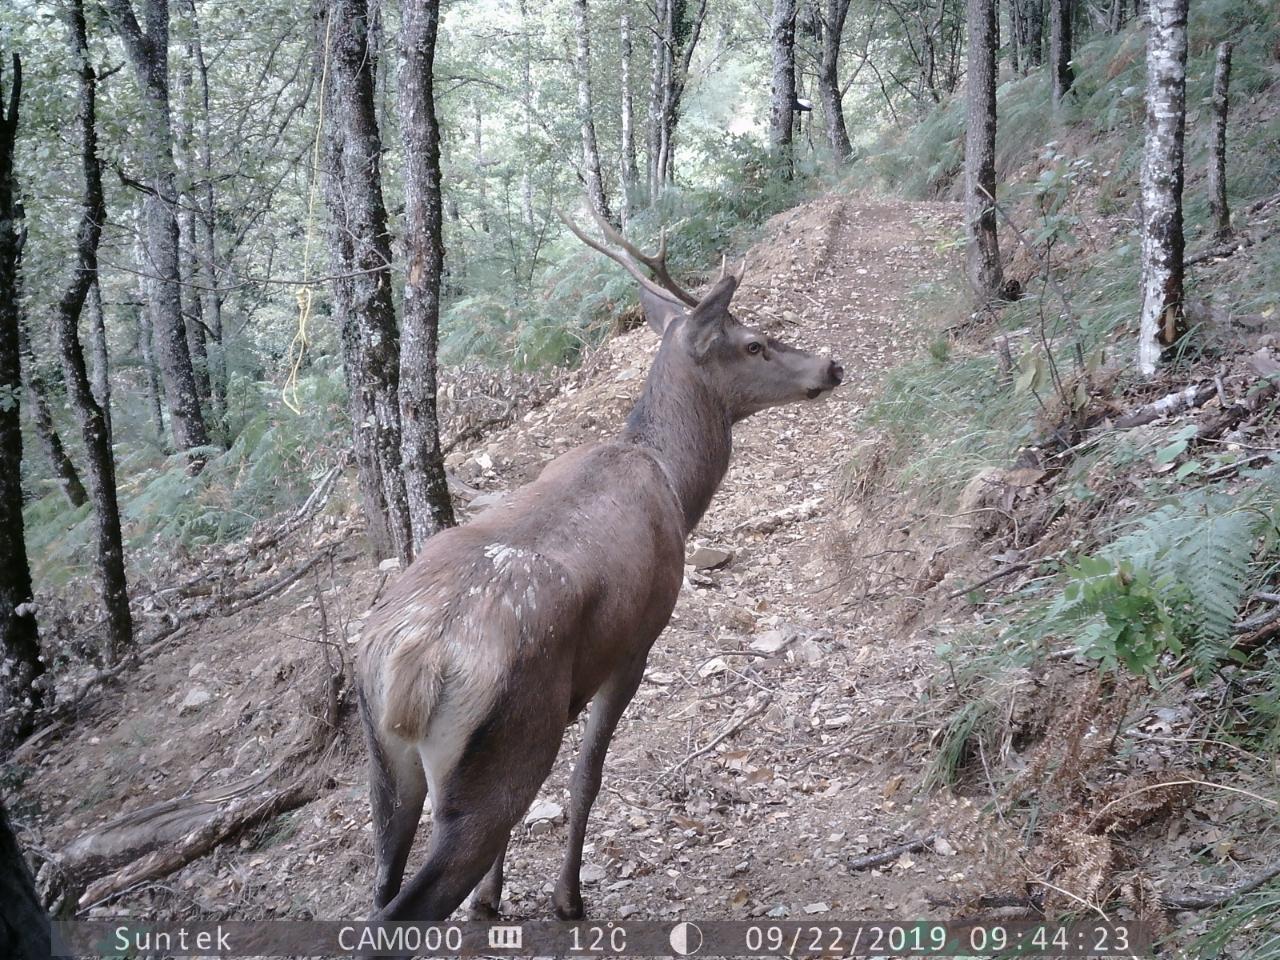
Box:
[53,918,1155,957]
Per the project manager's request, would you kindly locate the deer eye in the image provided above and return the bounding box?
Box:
[746,341,764,356]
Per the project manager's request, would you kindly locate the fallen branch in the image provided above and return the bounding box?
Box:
[1112,383,1216,429]
[661,697,771,782]
[944,562,1032,600]
[847,832,939,872]
[1187,224,1280,267]
[1163,860,1280,910]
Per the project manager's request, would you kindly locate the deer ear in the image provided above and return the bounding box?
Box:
[690,274,739,322]
[638,286,687,336]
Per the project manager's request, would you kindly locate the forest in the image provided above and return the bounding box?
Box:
[1,0,1279,954]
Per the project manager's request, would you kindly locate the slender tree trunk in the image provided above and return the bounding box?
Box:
[322,0,414,563]
[818,0,854,164]
[1208,41,1233,243]
[966,0,1004,301]
[57,0,133,662]
[646,0,663,197]
[1050,0,1074,108]
[1137,0,1188,376]
[1024,0,1043,68]
[619,11,639,224]
[19,321,89,508]
[518,0,536,230]
[134,271,167,443]
[0,801,51,960]
[770,0,799,179]
[1008,0,1023,74]
[103,0,210,456]
[0,52,45,751]
[175,61,212,410]
[572,0,612,223]
[87,276,112,439]
[399,0,456,553]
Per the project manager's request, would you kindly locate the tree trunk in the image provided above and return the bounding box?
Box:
[818,0,854,163]
[572,0,612,223]
[1023,0,1043,68]
[87,276,112,440]
[56,0,133,662]
[19,320,89,508]
[619,11,639,223]
[1208,41,1233,243]
[0,802,51,960]
[770,0,799,179]
[646,0,663,197]
[1049,0,1074,108]
[322,0,414,564]
[966,0,1004,300]
[1136,0,1188,376]
[398,0,456,553]
[648,0,707,195]
[103,0,210,457]
[0,53,46,751]
[1008,0,1023,74]
[133,253,167,444]
[175,60,212,411]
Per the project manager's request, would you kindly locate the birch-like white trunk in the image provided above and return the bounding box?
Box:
[1137,0,1188,376]
[769,0,798,177]
[572,0,611,223]
[965,0,1004,300]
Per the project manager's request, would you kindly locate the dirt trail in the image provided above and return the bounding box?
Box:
[19,194,973,924]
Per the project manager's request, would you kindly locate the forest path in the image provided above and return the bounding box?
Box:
[21,193,971,925]
[463,193,970,921]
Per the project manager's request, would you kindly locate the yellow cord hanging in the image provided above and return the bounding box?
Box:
[281,13,333,415]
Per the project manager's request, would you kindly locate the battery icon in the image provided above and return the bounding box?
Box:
[488,926,523,950]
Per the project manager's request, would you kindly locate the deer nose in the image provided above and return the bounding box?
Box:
[828,361,844,385]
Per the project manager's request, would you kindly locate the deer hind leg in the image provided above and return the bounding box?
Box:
[376,678,569,923]
[468,832,510,919]
[553,654,647,920]
[361,693,428,910]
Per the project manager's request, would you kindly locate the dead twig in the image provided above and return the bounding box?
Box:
[661,697,772,782]
[1163,860,1280,910]
[847,832,939,872]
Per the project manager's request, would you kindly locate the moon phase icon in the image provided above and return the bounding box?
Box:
[669,922,704,956]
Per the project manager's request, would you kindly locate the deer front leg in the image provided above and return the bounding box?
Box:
[468,833,510,919]
[553,659,646,920]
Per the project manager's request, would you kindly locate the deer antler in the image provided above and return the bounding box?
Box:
[558,207,700,308]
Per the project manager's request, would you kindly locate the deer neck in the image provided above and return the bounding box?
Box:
[620,344,732,535]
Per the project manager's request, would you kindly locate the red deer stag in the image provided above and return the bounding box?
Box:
[356,209,843,924]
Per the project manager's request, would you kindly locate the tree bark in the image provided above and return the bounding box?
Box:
[19,320,88,508]
[1049,0,1074,108]
[818,0,854,163]
[572,0,612,223]
[1137,0,1188,376]
[103,0,210,457]
[1023,0,1043,68]
[398,0,456,553]
[965,0,1004,300]
[770,0,799,179]
[0,802,51,960]
[648,0,708,194]
[1208,41,1233,243]
[321,0,414,563]
[56,0,134,662]
[0,53,45,752]
[86,277,112,440]
[175,56,212,411]
[619,11,640,224]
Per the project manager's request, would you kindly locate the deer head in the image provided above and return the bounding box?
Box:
[560,208,843,424]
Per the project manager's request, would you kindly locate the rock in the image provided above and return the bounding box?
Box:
[377,557,401,572]
[468,491,507,511]
[934,836,957,857]
[804,902,830,915]
[750,629,794,654]
[524,800,564,826]
[179,686,212,715]
[687,545,733,570]
[619,904,640,919]
[792,639,825,663]
[580,864,607,884]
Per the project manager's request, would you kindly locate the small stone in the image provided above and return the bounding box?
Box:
[687,545,733,570]
[804,902,830,915]
[619,904,640,919]
[377,557,401,572]
[524,800,564,826]
[581,864,606,884]
[934,836,957,857]
[749,629,793,654]
[179,686,212,714]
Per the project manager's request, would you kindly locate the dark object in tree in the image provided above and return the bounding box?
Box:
[965,0,1004,301]
[1049,0,1074,107]
[56,0,134,662]
[571,0,612,224]
[102,0,211,458]
[817,0,854,163]
[398,0,456,550]
[769,0,799,179]
[0,53,46,752]
[1208,42,1233,243]
[321,0,414,564]
[1137,0,1189,375]
[0,801,51,960]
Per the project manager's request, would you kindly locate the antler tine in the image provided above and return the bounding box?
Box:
[587,205,699,307]
[557,210,687,308]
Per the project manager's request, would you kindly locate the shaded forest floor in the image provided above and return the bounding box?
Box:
[14,193,980,925]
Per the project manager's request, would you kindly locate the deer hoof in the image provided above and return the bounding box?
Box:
[469,900,501,921]
[553,892,585,921]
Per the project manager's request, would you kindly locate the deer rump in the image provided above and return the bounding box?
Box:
[358,440,685,790]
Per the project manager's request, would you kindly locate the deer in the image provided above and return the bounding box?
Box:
[355,208,843,926]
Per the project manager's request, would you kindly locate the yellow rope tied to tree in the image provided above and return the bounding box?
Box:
[282,13,334,415]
